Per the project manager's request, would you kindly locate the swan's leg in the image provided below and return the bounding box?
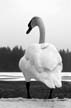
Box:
[26,82,31,98]
[48,88,54,99]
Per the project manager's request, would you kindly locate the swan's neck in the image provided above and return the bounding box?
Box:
[39,24,45,43]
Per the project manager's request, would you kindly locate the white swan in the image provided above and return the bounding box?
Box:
[19,17,63,99]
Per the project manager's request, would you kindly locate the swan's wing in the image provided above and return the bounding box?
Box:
[38,44,62,88]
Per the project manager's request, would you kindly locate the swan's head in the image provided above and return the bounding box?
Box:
[26,16,44,34]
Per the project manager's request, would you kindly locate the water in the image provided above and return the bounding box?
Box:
[0,72,71,81]
[0,72,25,81]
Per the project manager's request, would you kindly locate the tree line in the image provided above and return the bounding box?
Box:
[0,46,70,72]
[0,46,24,72]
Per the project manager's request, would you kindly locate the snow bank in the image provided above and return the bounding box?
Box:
[0,98,71,108]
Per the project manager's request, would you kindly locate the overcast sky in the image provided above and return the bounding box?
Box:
[0,0,71,50]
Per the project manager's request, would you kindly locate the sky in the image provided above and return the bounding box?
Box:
[0,0,71,50]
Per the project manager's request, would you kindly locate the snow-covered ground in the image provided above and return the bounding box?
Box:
[0,98,71,108]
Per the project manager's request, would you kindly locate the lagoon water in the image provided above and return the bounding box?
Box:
[0,72,71,81]
[0,72,25,81]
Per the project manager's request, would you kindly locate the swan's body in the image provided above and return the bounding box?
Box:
[19,17,63,98]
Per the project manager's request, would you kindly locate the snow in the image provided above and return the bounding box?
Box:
[0,98,71,108]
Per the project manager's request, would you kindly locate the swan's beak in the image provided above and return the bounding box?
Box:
[26,27,32,34]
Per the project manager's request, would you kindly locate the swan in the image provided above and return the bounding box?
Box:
[19,17,63,99]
